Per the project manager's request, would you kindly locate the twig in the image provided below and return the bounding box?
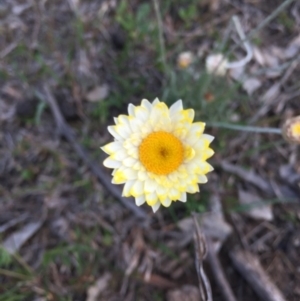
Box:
[0,42,18,59]
[227,0,295,59]
[193,214,213,301]
[206,240,238,301]
[250,54,300,124]
[220,161,273,194]
[38,86,148,220]
[230,249,287,301]
[247,0,295,41]
[226,16,253,69]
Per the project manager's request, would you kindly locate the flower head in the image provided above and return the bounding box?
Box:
[177,51,194,69]
[282,116,300,144]
[101,99,214,212]
[206,53,228,76]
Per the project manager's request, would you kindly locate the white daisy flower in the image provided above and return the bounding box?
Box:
[101,98,214,213]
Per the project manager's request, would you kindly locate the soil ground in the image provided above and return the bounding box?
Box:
[0,0,300,300]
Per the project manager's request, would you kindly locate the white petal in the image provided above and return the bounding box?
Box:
[161,197,172,207]
[115,124,131,139]
[126,146,138,159]
[130,180,144,197]
[137,170,148,181]
[168,172,178,183]
[103,157,121,168]
[117,115,131,125]
[101,141,122,155]
[122,180,135,197]
[170,99,183,115]
[144,178,158,193]
[140,123,153,137]
[129,118,144,133]
[151,201,161,213]
[135,195,146,206]
[146,191,158,205]
[197,161,214,174]
[179,192,187,203]
[141,99,152,111]
[157,185,167,200]
[123,157,137,167]
[112,171,126,184]
[134,106,149,121]
[184,122,206,145]
[186,184,199,193]
[169,187,180,200]
[108,126,123,140]
[128,104,135,116]
[202,134,214,143]
[197,174,208,183]
[123,168,138,180]
[152,98,160,105]
[111,149,128,161]
[193,139,207,151]
[132,161,142,170]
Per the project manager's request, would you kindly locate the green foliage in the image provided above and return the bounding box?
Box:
[0,288,32,301]
[163,67,244,123]
[185,193,209,214]
[116,1,152,39]
[178,3,198,25]
[34,101,47,125]
[278,11,295,31]
[0,247,12,268]
[21,169,35,181]
[42,243,96,270]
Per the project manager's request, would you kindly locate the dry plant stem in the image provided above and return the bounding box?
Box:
[248,0,295,40]
[230,249,287,301]
[12,252,34,275]
[193,214,213,301]
[250,55,300,124]
[227,0,295,58]
[0,268,30,280]
[220,161,273,194]
[41,86,148,220]
[206,240,238,301]
[226,16,253,69]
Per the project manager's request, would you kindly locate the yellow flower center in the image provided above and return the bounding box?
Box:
[291,123,300,136]
[139,131,184,175]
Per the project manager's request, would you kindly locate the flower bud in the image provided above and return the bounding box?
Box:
[206,53,228,76]
[282,116,300,144]
[177,51,193,69]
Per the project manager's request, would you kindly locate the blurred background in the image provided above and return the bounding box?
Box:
[0,0,300,300]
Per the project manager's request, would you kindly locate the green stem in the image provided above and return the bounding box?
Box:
[207,122,282,134]
[153,0,167,74]
[0,268,30,280]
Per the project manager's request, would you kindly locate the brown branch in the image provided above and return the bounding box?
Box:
[40,85,148,220]
[220,161,273,194]
[206,240,238,301]
[230,249,287,301]
[193,214,213,301]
